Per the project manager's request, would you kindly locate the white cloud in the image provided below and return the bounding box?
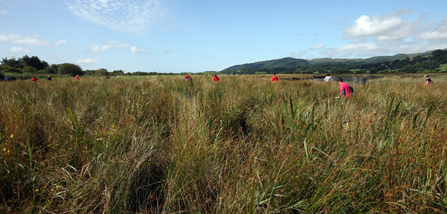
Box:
[9,47,30,54]
[0,10,8,15]
[66,0,167,33]
[338,43,378,52]
[418,31,447,40]
[55,40,67,46]
[416,14,447,40]
[131,46,144,54]
[76,58,99,64]
[319,9,447,59]
[310,44,324,50]
[0,34,50,46]
[288,50,306,58]
[344,15,403,38]
[89,40,130,52]
[0,34,66,46]
[161,49,176,54]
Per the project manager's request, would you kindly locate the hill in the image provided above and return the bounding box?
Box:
[224,57,311,71]
[222,51,436,71]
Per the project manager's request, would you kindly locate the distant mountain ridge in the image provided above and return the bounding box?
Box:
[224,57,311,71]
[222,51,435,71]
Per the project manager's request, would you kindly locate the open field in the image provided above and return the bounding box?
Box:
[1,74,447,213]
[440,63,447,72]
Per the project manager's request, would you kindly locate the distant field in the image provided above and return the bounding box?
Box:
[440,63,447,72]
[1,74,446,213]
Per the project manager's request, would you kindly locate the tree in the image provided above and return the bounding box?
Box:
[1,57,22,68]
[44,64,58,74]
[369,67,378,74]
[84,70,96,76]
[58,63,83,76]
[23,65,37,73]
[0,65,22,73]
[110,70,125,76]
[95,68,109,76]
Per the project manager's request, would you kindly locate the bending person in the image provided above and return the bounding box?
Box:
[336,77,352,99]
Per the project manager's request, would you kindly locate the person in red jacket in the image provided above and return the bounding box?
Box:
[212,75,220,83]
[74,75,80,80]
[271,74,278,82]
[336,77,352,99]
[31,77,39,82]
[184,74,193,86]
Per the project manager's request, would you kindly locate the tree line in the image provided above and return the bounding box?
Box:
[0,55,178,79]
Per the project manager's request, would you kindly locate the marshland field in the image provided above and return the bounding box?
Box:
[1,74,447,213]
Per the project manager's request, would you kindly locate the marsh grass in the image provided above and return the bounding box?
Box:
[0,75,446,213]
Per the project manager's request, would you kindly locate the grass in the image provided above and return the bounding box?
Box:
[0,74,447,213]
[440,63,447,72]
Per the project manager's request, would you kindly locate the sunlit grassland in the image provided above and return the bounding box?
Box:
[1,75,447,213]
[440,63,447,72]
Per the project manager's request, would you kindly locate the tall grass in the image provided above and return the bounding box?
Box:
[0,75,446,213]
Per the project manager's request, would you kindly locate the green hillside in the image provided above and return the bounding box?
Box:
[224,57,311,71]
[223,52,433,71]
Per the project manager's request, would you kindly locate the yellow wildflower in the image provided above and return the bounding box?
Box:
[35,189,39,192]
[10,134,13,138]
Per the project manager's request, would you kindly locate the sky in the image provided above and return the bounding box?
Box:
[1,0,447,73]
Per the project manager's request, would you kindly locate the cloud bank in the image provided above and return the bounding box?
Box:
[76,58,99,64]
[10,47,30,54]
[89,40,130,52]
[310,44,324,50]
[131,46,144,54]
[0,34,66,46]
[319,9,447,58]
[66,0,166,33]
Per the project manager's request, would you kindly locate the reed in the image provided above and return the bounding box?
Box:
[0,74,446,213]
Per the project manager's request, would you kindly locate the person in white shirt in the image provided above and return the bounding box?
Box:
[323,74,332,82]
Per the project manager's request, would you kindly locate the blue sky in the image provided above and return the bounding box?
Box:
[1,0,447,73]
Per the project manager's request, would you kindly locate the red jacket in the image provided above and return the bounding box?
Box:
[185,75,190,79]
[31,77,38,82]
[271,76,278,82]
[74,76,80,80]
[213,76,220,82]
[339,82,352,98]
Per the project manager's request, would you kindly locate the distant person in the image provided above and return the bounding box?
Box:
[47,76,52,81]
[424,75,433,86]
[31,77,39,82]
[271,74,278,82]
[323,74,332,82]
[185,74,193,87]
[74,75,80,80]
[336,77,352,99]
[4,77,9,81]
[213,75,220,83]
[106,76,110,79]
